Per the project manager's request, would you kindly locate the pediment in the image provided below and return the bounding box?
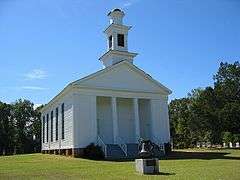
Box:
[73,61,171,95]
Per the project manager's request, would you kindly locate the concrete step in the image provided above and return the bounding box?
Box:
[104,143,165,159]
[126,143,139,159]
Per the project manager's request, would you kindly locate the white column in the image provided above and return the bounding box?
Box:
[91,96,97,143]
[113,32,117,50]
[112,97,118,144]
[134,98,140,142]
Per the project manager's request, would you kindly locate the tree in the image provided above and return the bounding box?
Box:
[169,61,240,148]
[0,99,42,155]
[219,102,240,134]
[214,62,240,136]
[0,102,15,155]
[222,132,232,144]
[31,105,44,152]
[232,134,240,143]
[12,99,36,154]
[169,98,194,148]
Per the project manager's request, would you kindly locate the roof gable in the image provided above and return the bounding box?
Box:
[41,61,171,112]
[73,61,171,95]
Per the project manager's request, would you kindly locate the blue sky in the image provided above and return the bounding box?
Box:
[0,0,239,105]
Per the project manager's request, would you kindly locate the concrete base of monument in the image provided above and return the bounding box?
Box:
[135,158,159,174]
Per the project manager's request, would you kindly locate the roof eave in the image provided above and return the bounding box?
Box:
[40,83,74,113]
[99,50,138,61]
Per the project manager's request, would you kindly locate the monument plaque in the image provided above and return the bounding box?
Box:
[135,139,159,174]
[146,159,156,166]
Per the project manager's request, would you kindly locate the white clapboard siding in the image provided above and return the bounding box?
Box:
[41,92,74,150]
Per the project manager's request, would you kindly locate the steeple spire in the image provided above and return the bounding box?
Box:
[99,8,137,68]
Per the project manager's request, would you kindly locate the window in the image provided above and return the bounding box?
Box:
[42,116,45,143]
[61,103,65,140]
[108,35,112,49]
[46,114,49,142]
[51,111,53,142]
[117,34,124,47]
[56,107,58,141]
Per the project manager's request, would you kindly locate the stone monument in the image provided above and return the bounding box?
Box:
[236,142,239,148]
[196,142,201,148]
[135,139,159,174]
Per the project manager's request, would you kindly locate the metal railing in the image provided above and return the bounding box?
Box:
[97,136,107,157]
[152,136,165,155]
[117,136,128,157]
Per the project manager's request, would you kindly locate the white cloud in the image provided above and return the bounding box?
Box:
[24,69,47,80]
[123,2,132,7]
[21,86,48,90]
[122,0,139,8]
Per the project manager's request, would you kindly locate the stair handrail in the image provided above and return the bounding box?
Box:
[97,136,107,157]
[116,136,127,157]
[152,136,165,155]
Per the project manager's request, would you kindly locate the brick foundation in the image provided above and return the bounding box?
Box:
[42,148,84,158]
[54,150,59,155]
[66,149,72,156]
[72,148,84,158]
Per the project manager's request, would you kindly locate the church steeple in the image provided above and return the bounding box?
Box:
[99,8,137,68]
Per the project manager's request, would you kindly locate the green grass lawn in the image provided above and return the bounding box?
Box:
[0,149,239,180]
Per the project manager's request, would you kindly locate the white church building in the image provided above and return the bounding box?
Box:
[41,9,172,159]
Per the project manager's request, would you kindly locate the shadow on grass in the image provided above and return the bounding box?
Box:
[147,172,176,176]
[78,151,240,162]
[159,172,176,176]
[98,150,240,162]
[163,150,240,160]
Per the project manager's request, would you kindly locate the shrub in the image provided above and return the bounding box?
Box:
[83,143,104,160]
[164,142,172,155]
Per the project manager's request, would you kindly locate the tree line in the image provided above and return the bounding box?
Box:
[0,100,42,155]
[169,61,240,148]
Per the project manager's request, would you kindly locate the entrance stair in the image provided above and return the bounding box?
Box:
[97,136,165,160]
[105,144,126,159]
[104,143,165,160]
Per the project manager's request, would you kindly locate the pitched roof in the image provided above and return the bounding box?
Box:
[41,61,171,112]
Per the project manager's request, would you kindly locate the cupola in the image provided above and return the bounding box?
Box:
[99,9,137,68]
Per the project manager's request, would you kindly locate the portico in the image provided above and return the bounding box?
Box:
[96,96,152,145]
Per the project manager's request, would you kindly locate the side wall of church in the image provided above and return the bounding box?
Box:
[41,91,74,150]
